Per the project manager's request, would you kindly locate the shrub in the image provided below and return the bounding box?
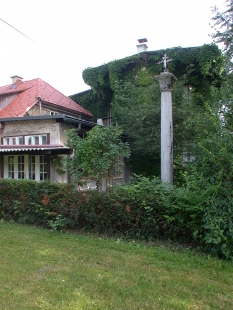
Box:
[1,177,233,260]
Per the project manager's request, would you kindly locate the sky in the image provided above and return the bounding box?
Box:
[0,0,227,96]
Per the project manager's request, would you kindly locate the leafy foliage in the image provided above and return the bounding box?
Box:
[1,174,233,259]
[78,45,224,178]
[70,89,111,120]
[82,46,223,95]
[65,125,130,189]
[211,0,233,62]
[210,1,233,132]
[176,90,233,258]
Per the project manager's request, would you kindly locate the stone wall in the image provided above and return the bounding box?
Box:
[0,119,59,143]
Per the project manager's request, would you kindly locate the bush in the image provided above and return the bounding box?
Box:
[193,185,233,260]
[0,177,198,242]
[1,177,233,260]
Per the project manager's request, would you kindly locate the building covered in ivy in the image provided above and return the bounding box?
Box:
[70,44,224,181]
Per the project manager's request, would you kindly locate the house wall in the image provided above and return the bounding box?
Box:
[0,119,59,143]
[0,120,73,145]
[0,120,75,183]
[29,104,58,116]
[29,103,83,119]
[50,123,74,183]
[27,104,41,116]
[59,123,74,145]
[50,154,69,183]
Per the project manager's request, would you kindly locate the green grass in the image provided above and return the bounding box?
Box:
[0,221,233,310]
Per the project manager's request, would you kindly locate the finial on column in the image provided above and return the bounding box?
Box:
[158,53,173,71]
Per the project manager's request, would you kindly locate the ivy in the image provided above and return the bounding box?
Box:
[72,44,224,179]
[79,45,224,115]
[70,90,111,119]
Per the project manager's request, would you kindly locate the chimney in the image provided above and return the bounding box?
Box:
[137,38,148,53]
[10,75,23,86]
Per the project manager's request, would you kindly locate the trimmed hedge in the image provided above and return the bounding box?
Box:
[0,178,198,241]
[0,178,233,260]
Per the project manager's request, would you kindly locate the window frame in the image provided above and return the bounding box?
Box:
[4,155,49,181]
[2,134,49,146]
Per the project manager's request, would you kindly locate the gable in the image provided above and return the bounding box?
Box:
[0,78,93,119]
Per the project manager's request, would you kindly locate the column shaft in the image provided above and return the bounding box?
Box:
[161,90,173,184]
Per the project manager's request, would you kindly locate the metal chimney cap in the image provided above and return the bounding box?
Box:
[10,75,23,80]
[138,38,148,44]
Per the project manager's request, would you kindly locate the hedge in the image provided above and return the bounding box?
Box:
[0,178,198,241]
[1,178,233,260]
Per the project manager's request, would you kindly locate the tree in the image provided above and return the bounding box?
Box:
[211,1,233,131]
[64,125,130,190]
[211,0,233,62]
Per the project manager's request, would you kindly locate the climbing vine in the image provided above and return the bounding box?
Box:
[70,90,111,119]
[82,45,223,94]
[73,44,224,178]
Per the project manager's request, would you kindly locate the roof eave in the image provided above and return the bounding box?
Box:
[0,114,96,129]
[40,100,93,118]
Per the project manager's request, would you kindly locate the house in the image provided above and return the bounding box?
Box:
[0,76,94,182]
[71,44,224,178]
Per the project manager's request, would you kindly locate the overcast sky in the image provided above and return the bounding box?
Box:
[0,0,226,96]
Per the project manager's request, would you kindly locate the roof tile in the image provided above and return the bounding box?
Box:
[0,78,93,118]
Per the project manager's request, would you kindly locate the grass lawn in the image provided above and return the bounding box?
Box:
[0,221,233,310]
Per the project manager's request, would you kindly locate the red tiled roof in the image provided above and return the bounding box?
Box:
[0,78,93,118]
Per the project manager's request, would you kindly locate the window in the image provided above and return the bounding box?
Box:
[3,136,23,145]
[18,156,25,179]
[50,111,59,115]
[26,136,32,145]
[34,136,39,144]
[4,155,48,181]
[8,156,14,179]
[39,155,47,180]
[25,134,47,145]
[41,135,47,144]
[18,136,23,144]
[29,155,35,180]
[3,134,48,146]
[4,138,9,145]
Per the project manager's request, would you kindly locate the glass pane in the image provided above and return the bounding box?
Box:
[27,137,32,145]
[29,155,35,164]
[42,135,47,144]
[3,138,9,145]
[39,155,47,180]
[29,155,35,180]
[8,156,14,179]
[34,136,39,144]
[18,136,23,144]
[18,156,25,179]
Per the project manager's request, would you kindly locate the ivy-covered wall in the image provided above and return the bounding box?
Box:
[70,89,111,120]
[70,44,224,178]
[80,44,223,98]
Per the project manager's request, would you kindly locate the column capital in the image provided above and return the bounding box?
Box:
[154,71,177,91]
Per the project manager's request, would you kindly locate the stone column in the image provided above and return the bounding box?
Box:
[155,71,177,184]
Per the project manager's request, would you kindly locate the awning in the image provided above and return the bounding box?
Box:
[0,145,71,155]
